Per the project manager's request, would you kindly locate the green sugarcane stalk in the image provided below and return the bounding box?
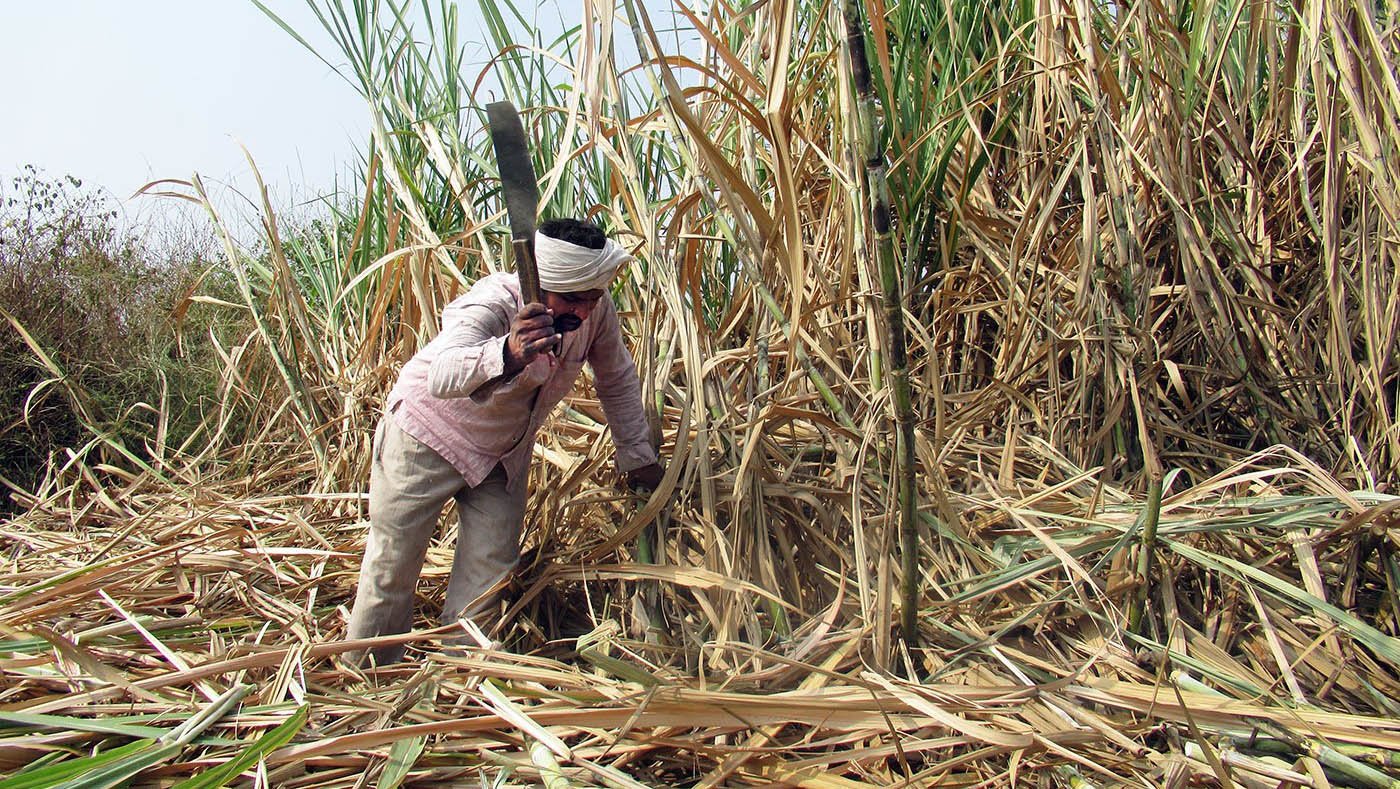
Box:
[1128,476,1164,635]
[1175,672,1400,789]
[634,400,666,645]
[1231,736,1400,771]
[1278,730,1400,788]
[841,0,920,648]
[633,516,665,645]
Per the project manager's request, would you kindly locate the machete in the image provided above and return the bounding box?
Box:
[486,100,542,304]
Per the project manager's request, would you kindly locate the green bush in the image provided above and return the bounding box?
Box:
[0,167,236,511]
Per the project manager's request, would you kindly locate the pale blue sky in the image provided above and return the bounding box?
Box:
[2,2,685,228]
[2,2,372,210]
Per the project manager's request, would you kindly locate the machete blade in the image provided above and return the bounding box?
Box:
[486,100,540,242]
[486,100,542,303]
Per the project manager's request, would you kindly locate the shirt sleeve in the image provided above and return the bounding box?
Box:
[426,303,513,400]
[587,297,659,472]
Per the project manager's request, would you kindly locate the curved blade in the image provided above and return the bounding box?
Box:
[486,100,539,241]
[487,100,542,302]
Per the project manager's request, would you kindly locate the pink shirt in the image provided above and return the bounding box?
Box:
[386,273,657,490]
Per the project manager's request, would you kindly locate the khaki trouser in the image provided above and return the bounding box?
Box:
[346,416,526,665]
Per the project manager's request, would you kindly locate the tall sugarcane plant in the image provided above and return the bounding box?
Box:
[840,0,921,648]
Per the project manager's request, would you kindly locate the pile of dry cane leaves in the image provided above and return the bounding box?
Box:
[2,427,1399,788]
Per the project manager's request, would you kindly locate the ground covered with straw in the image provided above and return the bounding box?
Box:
[4,0,1400,786]
[4,444,1400,786]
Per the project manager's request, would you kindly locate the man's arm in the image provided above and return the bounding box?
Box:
[586,297,660,475]
[428,296,562,400]
[425,303,512,399]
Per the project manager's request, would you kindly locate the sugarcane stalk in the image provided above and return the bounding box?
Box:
[1128,475,1164,635]
[633,400,666,645]
[632,516,665,645]
[1191,742,1314,787]
[530,740,573,789]
[1385,548,1400,624]
[755,331,789,637]
[1175,672,1400,789]
[1231,736,1400,771]
[1285,732,1400,788]
[840,0,920,649]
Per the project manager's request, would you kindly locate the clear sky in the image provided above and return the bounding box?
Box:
[1,1,681,232]
[1,2,371,214]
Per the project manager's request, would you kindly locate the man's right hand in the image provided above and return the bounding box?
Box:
[503,302,559,375]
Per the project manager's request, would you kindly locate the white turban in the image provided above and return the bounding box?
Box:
[534,231,633,292]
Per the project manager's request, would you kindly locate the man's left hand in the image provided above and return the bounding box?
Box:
[624,463,664,493]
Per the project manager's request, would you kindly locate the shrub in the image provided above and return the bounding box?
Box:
[0,167,233,511]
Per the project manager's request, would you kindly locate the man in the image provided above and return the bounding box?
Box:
[347,217,663,664]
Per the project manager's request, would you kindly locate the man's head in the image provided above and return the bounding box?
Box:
[535,218,631,334]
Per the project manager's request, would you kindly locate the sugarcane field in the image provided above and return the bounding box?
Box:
[3,0,1400,786]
